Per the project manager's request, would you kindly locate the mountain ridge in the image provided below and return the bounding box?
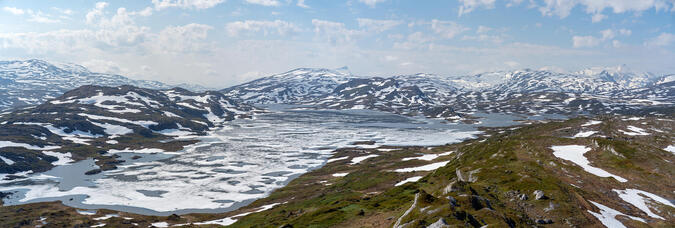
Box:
[0,59,212,111]
[222,66,674,119]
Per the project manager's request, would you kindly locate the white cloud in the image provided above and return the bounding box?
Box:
[92,8,151,47]
[504,60,520,68]
[645,33,675,47]
[4,7,60,23]
[600,29,615,40]
[572,35,601,48]
[591,13,606,23]
[465,0,674,21]
[538,65,567,73]
[506,0,524,7]
[358,0,386,8]
[573,28,631,48]
[476,25,492,34]
[458,0,496,16]
[27,10,60,24]
[245,0,281,6]
[81,59,127,74]
[151,0,225,10]
[357,18,402,33]
[618,29,631,36]
[462,34,504,44]
[384,55,398,61]
[297,0,309,8]
[3,7,25,15]
[312,19,362,45]
[393,31,435,50]
[611,40,622,48]
[52,7,74,16]
[135,7,154,16]
[536,0,674,19]
[226,20,300,37]
[153,23,213,53]
[1,3,211,60]
[86,2,109,24]
[430,20,469,39]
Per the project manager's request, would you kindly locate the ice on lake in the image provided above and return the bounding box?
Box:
[0,106,523,215]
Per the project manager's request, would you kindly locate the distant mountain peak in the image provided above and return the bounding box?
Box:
[334,66,351,76]
[274,67,353,79]
[0,59,189,111]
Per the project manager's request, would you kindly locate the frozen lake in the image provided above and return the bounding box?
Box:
[0,105,530,215]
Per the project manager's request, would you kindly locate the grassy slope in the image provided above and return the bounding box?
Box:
[229,116,674,227]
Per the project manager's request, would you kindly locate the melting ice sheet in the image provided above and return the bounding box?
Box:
[0,106,520,215]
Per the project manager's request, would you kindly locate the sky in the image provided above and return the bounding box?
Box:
[0,0,674,87]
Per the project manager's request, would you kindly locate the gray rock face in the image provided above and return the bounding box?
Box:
[519,194,528,201]
[427,218,449,228]
[533,190,548,200]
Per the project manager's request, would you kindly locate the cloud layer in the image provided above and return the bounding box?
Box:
[0,0,673,87]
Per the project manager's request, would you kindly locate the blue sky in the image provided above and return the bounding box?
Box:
[0,0,674,87]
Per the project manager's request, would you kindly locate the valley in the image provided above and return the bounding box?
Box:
[0,60,672,227]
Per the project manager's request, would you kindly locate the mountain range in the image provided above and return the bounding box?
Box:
[0,59,211,111]
[0,85,254,174]
[0,60,673,227]
[223,66,674,119]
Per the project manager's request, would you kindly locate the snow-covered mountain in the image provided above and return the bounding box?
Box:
[221,67,356,104]
[0,59,209,110]
[223,66,674,119]
[311,77,433,112]
[446,67,665,94]
[0,85,254,174]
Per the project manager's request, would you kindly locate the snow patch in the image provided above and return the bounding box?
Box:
[194,203,282,226]
[613,189,675,220]
[550,145,627,182]
[394,161,450,172]
[150,222,169,227]
[619,126,649,136]
[332,172,349,177]
[326,156,348,163]
[350,154,379,165]
[581,120,602,126]
[90,122,133,136]
[395,176,423,186]
[0,140,61,151]
[573,131,597,138]
[107,148,167,154]
[42,151,73,165]
[665,145,675,154]
[0,155,15,165]
[402,151,453,161]
[587,201,645,228]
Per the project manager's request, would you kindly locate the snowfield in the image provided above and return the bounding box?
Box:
[395,176,423,186]
[402,151,453,161]
[350,154,379,165]
[0,108,481,215]
[573,130,597,138]
[581,120,602,126]
[550,145,627,182]
[332,173,349,177]
[613,189,675,220]
[619,126,650,136]
[394,161,450,172]
[663,145,675,154]
[42,151,73,165]
[0,140,61,150]
[587,201,645,228]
